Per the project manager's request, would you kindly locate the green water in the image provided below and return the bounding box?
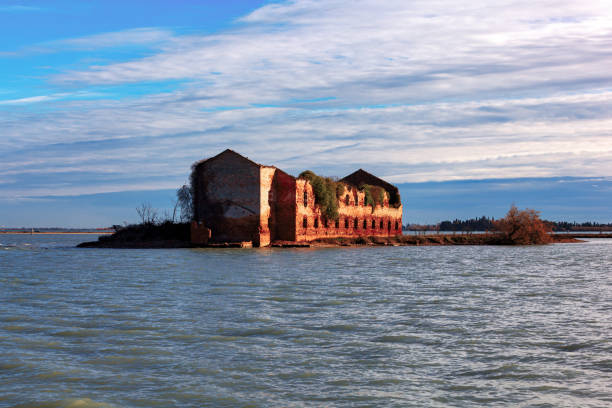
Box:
[1,234,611,407]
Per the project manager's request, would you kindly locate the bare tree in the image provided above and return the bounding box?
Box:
[171,198,178,223]
[136,202,158,225]
[161,209,173,224]
[176,184,193,222]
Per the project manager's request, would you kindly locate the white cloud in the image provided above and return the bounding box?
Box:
[0,28,175,57]
[0,95,55,105]
[54,28,174,50]
[1,0,612,199]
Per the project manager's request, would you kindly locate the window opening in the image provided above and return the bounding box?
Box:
[303,191,308,207]
[372,219,376,229]
[344,218,349,228]
[314,218,319,228]
[354,218,358,228]
[303,216,308,228]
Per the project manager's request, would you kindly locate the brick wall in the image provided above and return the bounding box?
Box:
[192,150,262,244]
[294,181,402,242]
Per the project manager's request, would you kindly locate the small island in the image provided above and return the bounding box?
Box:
[77,150,586,249]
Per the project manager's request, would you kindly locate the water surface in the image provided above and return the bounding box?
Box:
[1,234,611,407]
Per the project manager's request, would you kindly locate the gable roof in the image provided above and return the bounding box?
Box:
[341,168,399,195]
[191,149,295,179]
[192,149,263,169]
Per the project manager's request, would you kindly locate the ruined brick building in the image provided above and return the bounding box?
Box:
[191,149,403,246]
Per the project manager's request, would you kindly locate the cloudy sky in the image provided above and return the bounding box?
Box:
[1,0,611,227]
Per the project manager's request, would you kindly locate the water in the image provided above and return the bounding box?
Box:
[1,234,611,407]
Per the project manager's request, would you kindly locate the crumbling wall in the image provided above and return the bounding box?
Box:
[295,182,402,242]
[271,169,297,241]
[192,151,261,244]
[258,167,276,247]
[191,150,404,246]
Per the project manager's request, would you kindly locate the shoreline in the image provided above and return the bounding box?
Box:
[1,231,113,235]
[76,233,593,249]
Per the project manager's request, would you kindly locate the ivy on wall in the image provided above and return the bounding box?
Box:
[298,171,346,221]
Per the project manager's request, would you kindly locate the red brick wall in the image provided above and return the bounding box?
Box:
[191,150,403,246]
[294,181,402,242]
[271,170,297,241]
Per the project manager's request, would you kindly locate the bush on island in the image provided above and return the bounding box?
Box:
[494,205,551,245]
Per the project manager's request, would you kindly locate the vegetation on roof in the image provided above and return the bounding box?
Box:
[298,170,346,221]
[360,184,386,212]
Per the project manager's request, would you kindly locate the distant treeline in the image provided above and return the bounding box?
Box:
[547,221,612,232]
[403,216,495,232]
[404,217,612,232]
[438,216,495,231]
[0,227,113,232]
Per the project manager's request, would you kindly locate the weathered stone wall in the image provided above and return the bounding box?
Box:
[192,151,261,244]
[191,150,404,246]
[271,169,297,242]
[294,182,402,242]
[258,166,276,247]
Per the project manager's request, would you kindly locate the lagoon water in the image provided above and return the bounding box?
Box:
[1,234,611,407]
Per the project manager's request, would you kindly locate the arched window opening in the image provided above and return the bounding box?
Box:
[303,216,308,229]
[344,218,349,228]
[379,220,383,229]
[372,219,376,229]
[345,195,350,206]
[354,218,358,228]
[388,221,391,230]
[363,219,367,229]
[303,191,308,207]
[395,221,399,230]
[314,218,319,228]
[335,219,339,228]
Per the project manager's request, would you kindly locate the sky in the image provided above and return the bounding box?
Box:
[1,0,611,227]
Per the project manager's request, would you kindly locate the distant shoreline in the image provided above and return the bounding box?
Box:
[0,231,113,235]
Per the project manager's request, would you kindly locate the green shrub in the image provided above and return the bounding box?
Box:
[360,184,386,211]
[336,182,347,198]
[299,170,342,220]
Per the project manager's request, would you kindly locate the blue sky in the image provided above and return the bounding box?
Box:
[1,0,611,227]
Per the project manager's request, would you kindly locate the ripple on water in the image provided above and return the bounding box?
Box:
[10,398,114,408]
[1,237,611,407]
[371,334,423,344]
[217,327,286,337]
